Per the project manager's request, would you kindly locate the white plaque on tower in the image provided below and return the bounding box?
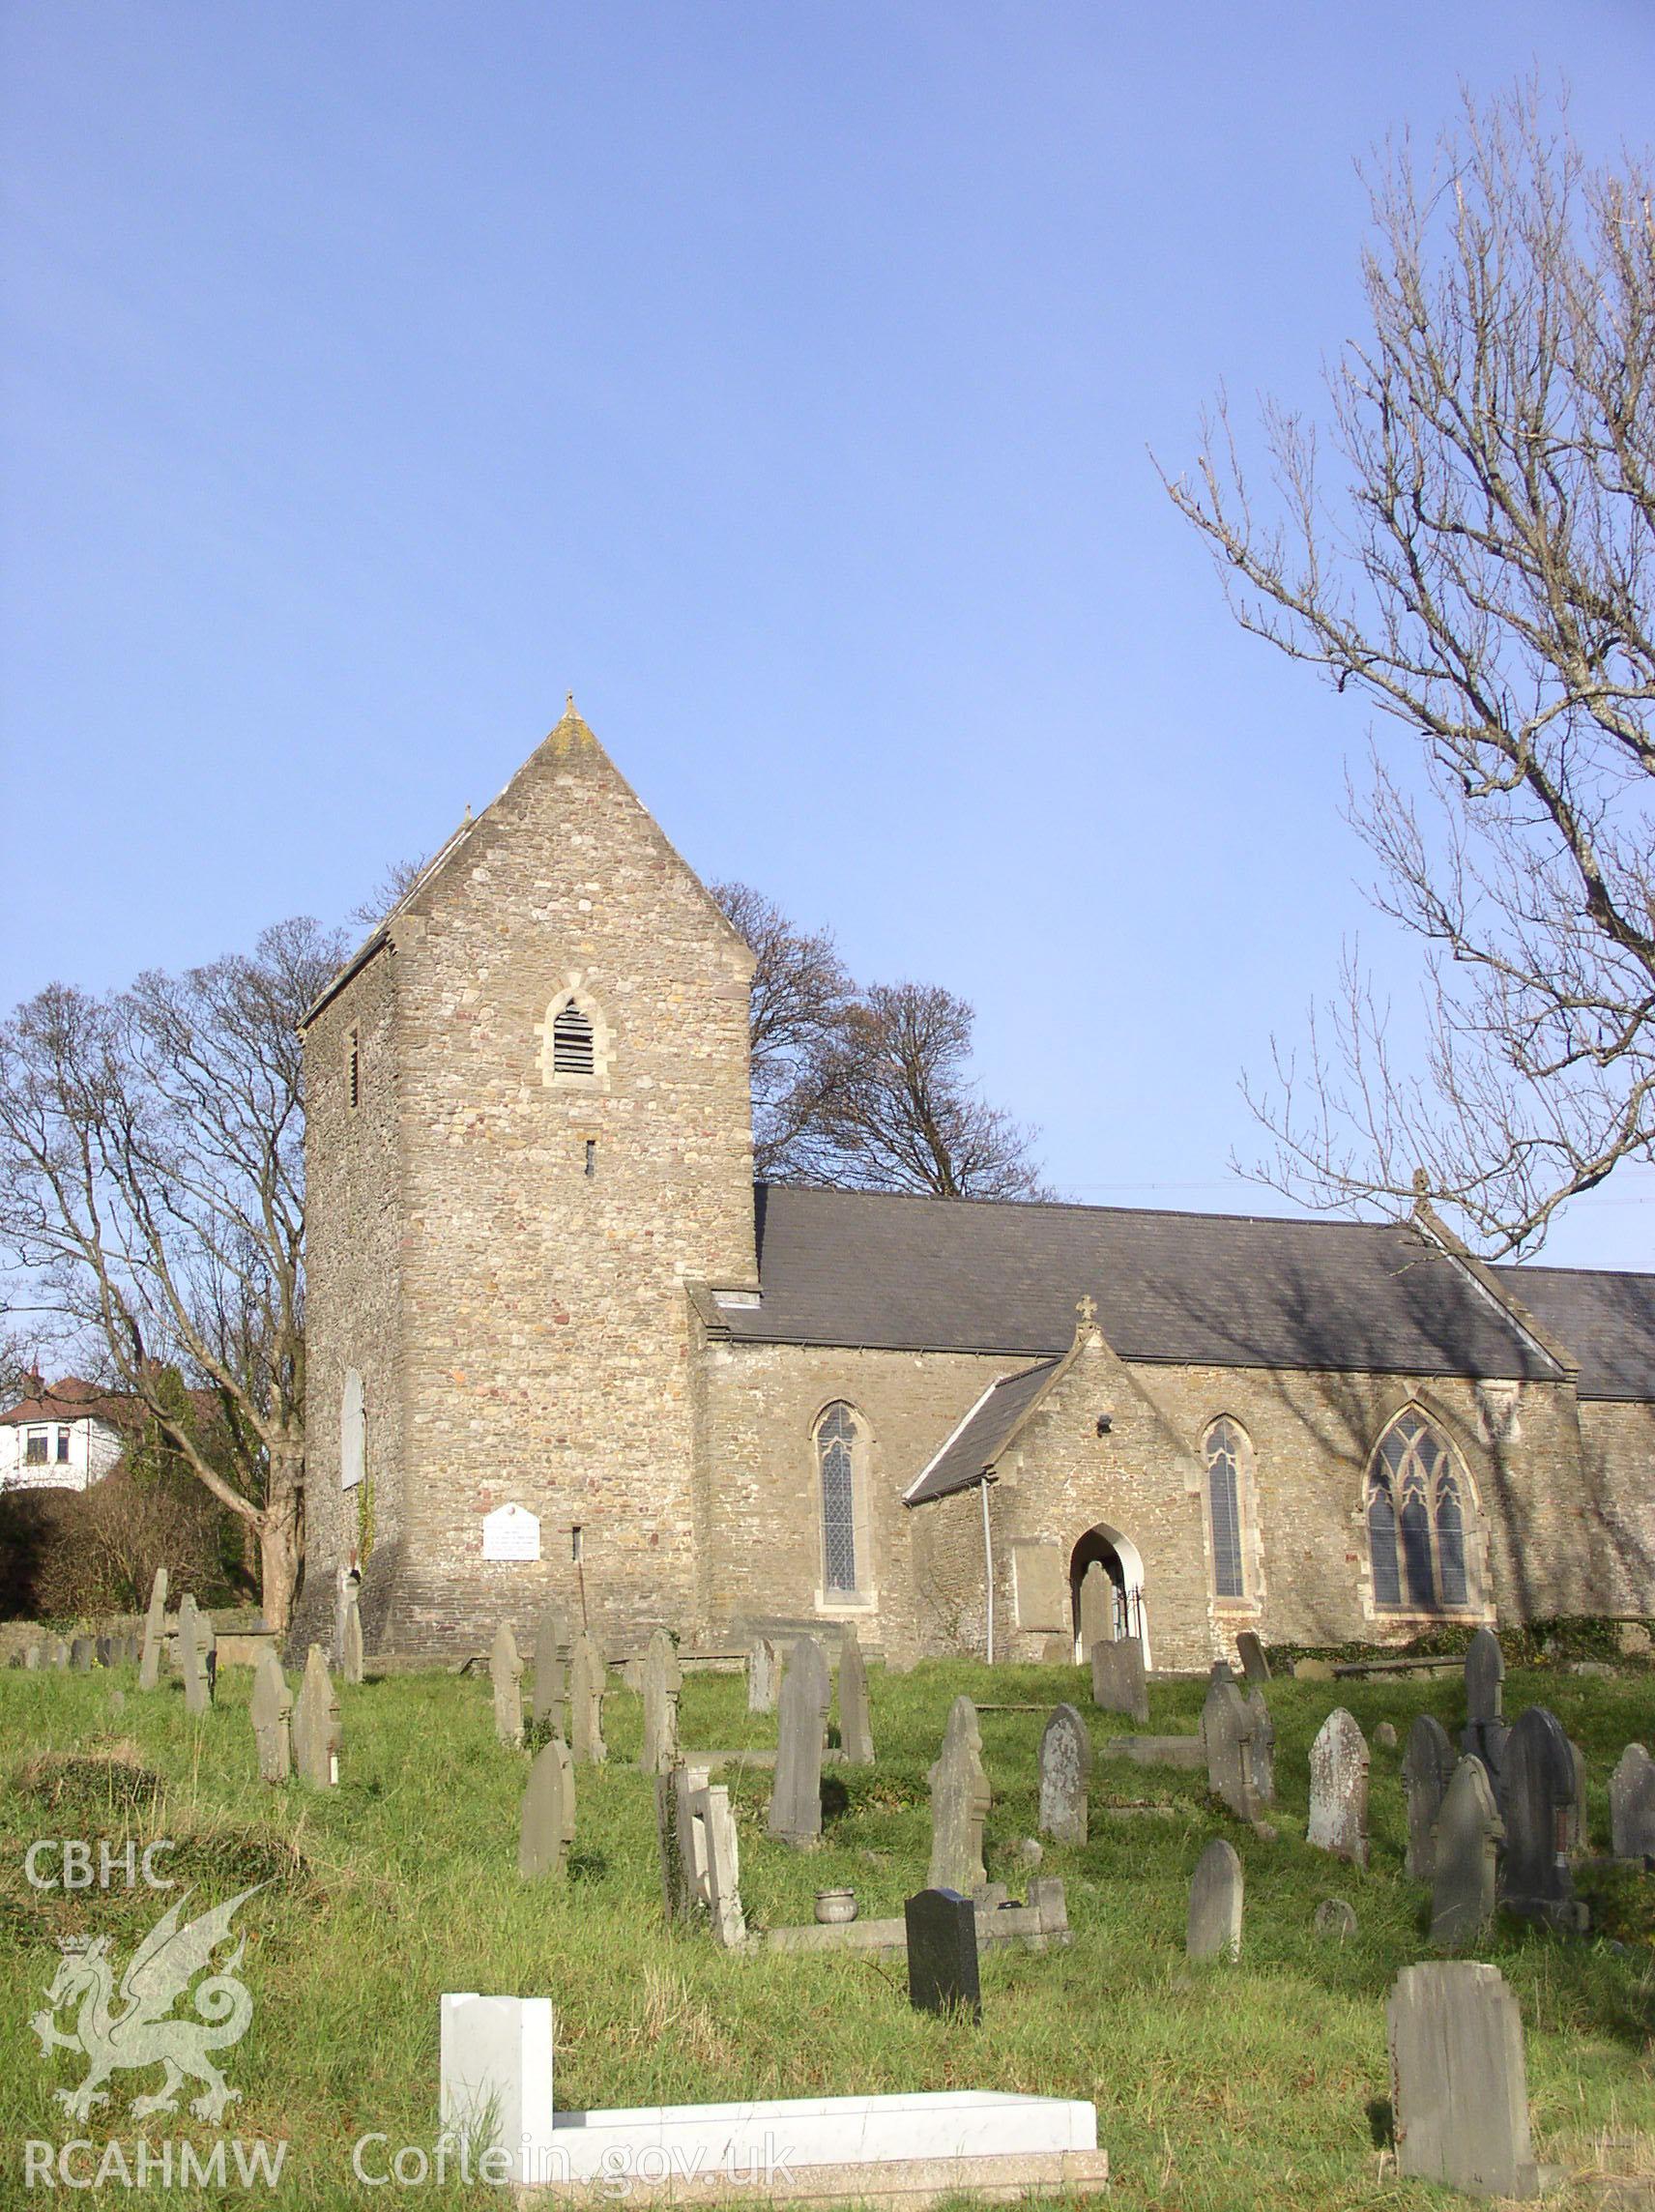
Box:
[481,1502,541,1563]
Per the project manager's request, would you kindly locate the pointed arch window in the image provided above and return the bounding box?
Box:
[552,1004,595,1077]
[1203,1417,1248,1599]
[816,1402,860,1596]
[1366,1411,1475,1612]
[539,986,610,1091]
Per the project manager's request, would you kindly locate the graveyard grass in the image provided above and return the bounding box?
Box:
[2,1659,1652,2211]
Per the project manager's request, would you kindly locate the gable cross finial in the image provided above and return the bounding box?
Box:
[1076,1294,1097,1329]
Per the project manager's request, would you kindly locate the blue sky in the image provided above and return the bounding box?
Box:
[5,1,1652,1266]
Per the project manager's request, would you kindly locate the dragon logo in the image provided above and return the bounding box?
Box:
[31,1884,264,2124]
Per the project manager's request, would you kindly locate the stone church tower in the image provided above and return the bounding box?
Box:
[297,703,756,1657]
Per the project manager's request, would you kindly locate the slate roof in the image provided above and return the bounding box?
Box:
[715,1184,1583,1384]
[1498,1265,1655,1401]
[904,1360,1061,1505]
[0,1378,136,1430]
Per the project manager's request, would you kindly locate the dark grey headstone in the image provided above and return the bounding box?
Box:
[1202,1677,1263,1822]
[769,1636,830,1846]
[905,1888,981,2022]
[1234,1631,1270,1683]
[1387,1962,1538,2198]
[71,1636,95,1673]
[1462,1626,1508,1793]
[1500,1705,1577,1924]
[1186,1838,1242,1961]
[1403,1714,1457,1881]
[94,1635,114,1669]
[1037,1703,1090,1846]
[1090,1635,1148,1723]
[1307,1708,1369,1866]
[1610,1743,1655,1865]
[837,1630,874,1766]
[1431,1755,1503,1950]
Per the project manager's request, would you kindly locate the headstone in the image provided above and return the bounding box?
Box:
[1234,1630,1270,1683]
[1387,1963,1538,2198]
[1090,1635,1148,1723]
[491,1623,524,1746]
[439,1994,555,2190]
[175,1594,199,1682]
[1185,1839,1242,1961]
[928,1695,991,1893]
[639,1627,682,1776]
[1201,1676,1263,1822]
[341,1586,364,1685]
[519,1737,576,1878]
[904,1888,981,2021]
[95,1635,115,1669]
[1374,1721,1398,1752]
[768,1636,830,1846]
[1403,1714,1457,1881]
[1462,1625,1508,1794]
[747,1636,779,1714]
[1500,1704,1577,1924]
[1565,1738,1588,1853]
[71,1635,95,1673]
[1037,1704,1090,1846]
[1077,1562,1113,1658]
[1307,1709,1369,1866]
[1430,1755,1503,1950]
[569,1631,607,1764]
[1244,1688,1274,1805]
[49,1636,70,1668]
[696,1782,747,1948]
[249,1651,293,1784]
[138,1567,168,1690]
[198,1615,217,1702]
[292,1644,340,1787]
[837,1630,874,1765]
[21,1642,40,1670]
[1314,1898,1357,1942]
[180,1607,211,1718]
[531,1602,566,1727]
[1610,1743,1655,1865]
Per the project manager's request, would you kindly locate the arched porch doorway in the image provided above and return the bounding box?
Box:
[1068,1524,1149,1665]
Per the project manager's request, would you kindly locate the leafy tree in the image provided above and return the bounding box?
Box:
[1165,87,1655,1253]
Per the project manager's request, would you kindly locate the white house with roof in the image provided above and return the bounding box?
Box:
[0,1378,129,1495]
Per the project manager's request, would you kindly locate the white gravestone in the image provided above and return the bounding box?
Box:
[440,1994,556,2189]
[482,1503,541,1563]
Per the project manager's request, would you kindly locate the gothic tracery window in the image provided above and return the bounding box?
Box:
[816,1401,860,1595]
[1366,1410,1474,1612]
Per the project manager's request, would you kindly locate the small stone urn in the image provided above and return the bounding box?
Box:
[814,1887,857,1925]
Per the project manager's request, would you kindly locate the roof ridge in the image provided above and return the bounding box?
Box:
[757,1179,1422,1237]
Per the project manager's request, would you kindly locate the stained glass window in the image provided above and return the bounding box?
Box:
[818,1402,858,1594]
[1205,1418,1246,1598]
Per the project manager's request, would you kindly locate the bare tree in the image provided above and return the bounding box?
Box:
[352,853,429,932]
[819,982,1049,1199]
[1164,86,1655,1254]
[0,917,345,1631]
[711,881,857,1179]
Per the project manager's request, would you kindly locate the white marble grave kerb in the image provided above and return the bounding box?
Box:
[437,1998,1106,2197]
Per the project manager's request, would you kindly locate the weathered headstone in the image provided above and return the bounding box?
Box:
[1403,1713,1457,1881]
[179,1606,211,1717]
[905,1888,981,2021]
[1090,1634,1148,1723]
[491,1623,524,1746]
[928,1694,991,1893]
[1387,1962,1538,2198]
[70,1634,95,1673]
[837,1630,874,1765]
[95,1634,114,1669]
[519,1737,576,1878]
[1244,1687,1274,1805]
[1077,1562,1113,1658]
[656,1761,711,1921]
[341,1586,364,1686]
[1500,1704,1577,1924]
[1463,1624,1508,1793]
[747,1635,779,1714]
[1374,1720,1398,1752]
[1202,1676,1263,1822]
[639,1627,682,1775]
[1186,1838,1243,1961]
[1431,1755,1503,1950]
[174,1594,198,1680]
[1037,1703,1091,1846]
[1307,1708,1369,1866]
[1234,1630,1270,1683]
[249,1650,293,1784]
[138,1567,168,1690]
[292,1644,340,1787]
[531,1602,566,1727]
[1610,1743,1655,1864]
[569,1631,607,1764]
[21,1642,40,1670]
[1314,1897,1357,1942]
[697,1781,747,1948]
[769,1636,830,1845]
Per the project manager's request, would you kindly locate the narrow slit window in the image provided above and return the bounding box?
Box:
[817,1402,858,1595]
[552,1005,595,1077]
[347,1029,361,1111]
[1204,1418,1246,1599]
